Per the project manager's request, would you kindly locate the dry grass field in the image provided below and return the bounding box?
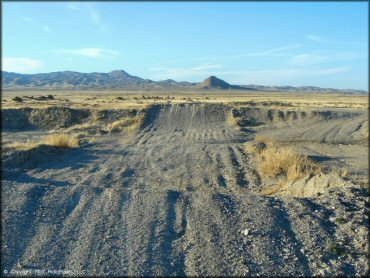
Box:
[1,90,369,276]
[2,90,368,110]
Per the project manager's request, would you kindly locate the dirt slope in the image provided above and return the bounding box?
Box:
[2,104,369,276]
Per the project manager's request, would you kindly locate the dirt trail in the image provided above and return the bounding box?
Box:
[2,104,368,276]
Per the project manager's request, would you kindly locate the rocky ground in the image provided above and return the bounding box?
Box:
[1,102,369,276]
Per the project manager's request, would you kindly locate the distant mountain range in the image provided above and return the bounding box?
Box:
[1,70,367,94]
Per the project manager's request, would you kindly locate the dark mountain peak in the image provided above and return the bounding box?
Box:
[206,76,223,83]
[108,70,131,78]
[208,75,219,81]
[197,76,231,89]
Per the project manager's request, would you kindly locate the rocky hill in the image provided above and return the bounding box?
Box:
[1,70,367,94]
[196,76,232,89]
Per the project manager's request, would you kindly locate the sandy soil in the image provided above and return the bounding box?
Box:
[1,94,369,276]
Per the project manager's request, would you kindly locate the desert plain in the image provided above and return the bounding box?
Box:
[1,90,369,276]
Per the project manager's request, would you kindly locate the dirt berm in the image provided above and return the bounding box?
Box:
[1,103,369,276]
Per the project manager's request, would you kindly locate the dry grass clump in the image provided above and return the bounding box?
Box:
[255,134,265,143]
[244,142,257,154]
[226,111,240,130]
[255,134,275,145]
[257,146,319,182]
[245,135,320,183]
[6,133,79,151]
[339,167,349,178]
[7,140,38,151]
[43,133,79,148]
[108,113,145,134]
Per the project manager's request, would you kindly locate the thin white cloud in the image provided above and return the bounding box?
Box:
[216,67,351,84]
[53,48,119,58]
[222,67,352,79]
[305,34,329,44]
[149,63,223,80]
[159,44,302,66]
[304,35,362,46]
[334,51,365,61]
[193,64,223,71]
[88,5,100,24]
[311,67,351,76]
[230,44,301,59]
[289,54,328,65]
[67,3,109,33]
[67,3,79,11]
[3,57,43,73]
[21,17,51,33]
[22,17,32,22]
[289,51,365,66]
[148,64,351,83]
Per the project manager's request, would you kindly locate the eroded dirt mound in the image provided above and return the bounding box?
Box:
[2,107,91,131]
[29,107,90,129]
[2,144,66,169]
[92,109,138,123]
[259,112,367,144]
[2,107,142,133]
[232,107,359,127]
[263,173,353,198]
[67,109,144,135]
[1,108,33,131]
[231,107,368,144]
[151,103,229,129]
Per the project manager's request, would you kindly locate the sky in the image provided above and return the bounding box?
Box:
[3,1,369,90]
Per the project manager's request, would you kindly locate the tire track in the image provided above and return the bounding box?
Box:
[227,146,249,189]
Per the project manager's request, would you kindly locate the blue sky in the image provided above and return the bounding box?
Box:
[3,1,368,89]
